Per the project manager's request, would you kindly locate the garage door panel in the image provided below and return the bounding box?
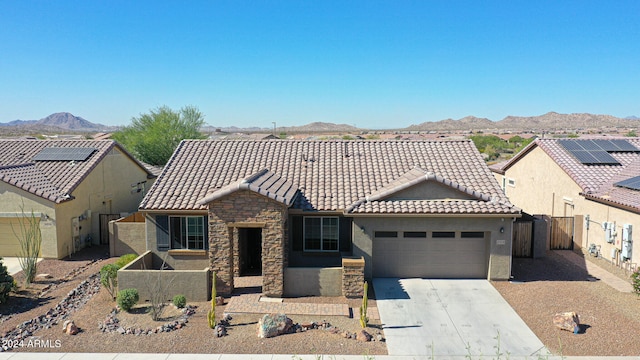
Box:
[373,235,488,278]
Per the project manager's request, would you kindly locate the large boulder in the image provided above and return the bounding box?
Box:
[257,313,293,338]
[553,312,580,333]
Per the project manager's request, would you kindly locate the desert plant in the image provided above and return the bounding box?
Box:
[0,257,15,304]
[632,268,640,295]
[208,272,217,329]
[144,256,176,321]
[359,281,369,328]
[117,288,139,311]
[115,253,137,269]
[100,263,119,299]
[173,294,186,308]
[11,206,42,286]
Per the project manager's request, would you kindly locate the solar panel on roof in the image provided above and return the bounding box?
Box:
[558,140,625,165]
[32,147,97,161]
[569,150,598,164]
[614,176,640,190]
[558,140,584,151]
[607,139,639,152]
[589,150,620,164]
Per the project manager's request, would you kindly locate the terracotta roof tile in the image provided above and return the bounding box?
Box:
[0,139,152,203]
[498,137,640,212]
[141,140,516,215]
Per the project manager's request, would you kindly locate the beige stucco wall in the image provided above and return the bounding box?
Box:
[0,182,57,257]
[284,267,342,296]
[109,220,146,256]
[502,146,640,264]
[352,216,514,280]
[54,148,152,258]
[387,181,475,200]
[118,251,211,301]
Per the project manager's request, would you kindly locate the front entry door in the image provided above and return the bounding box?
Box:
[239,228,262,276]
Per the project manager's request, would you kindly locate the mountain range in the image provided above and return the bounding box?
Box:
[1,111,638,134]
[0,112,116,132]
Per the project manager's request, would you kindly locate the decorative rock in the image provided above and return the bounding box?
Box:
[357,329,373,342]
[215,324,227,337]
[301,322,316,330]
[553,312,580,333]
[376,333,385,342]
[35,273,52,280]
[257,313,293,338]
[215,296,225,306]
[64,320,79,335]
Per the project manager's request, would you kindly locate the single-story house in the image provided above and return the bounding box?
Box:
[135,139,520,298]
[492,137,639,268]
[0,139,156,258]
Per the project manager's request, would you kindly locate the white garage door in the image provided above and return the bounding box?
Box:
[373,231,488,278]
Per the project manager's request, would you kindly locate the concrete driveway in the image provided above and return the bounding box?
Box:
[373,278,548,357]
[0,257,43,275]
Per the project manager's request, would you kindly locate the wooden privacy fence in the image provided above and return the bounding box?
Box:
[551,216,574,250]
[512,221,533,257]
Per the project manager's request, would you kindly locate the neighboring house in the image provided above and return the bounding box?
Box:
[136,139,520,298]
[0,140,156,259]
[492,137,640,268]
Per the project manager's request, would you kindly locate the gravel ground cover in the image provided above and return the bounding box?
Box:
[1,247,386,356]
[492,251,640,356]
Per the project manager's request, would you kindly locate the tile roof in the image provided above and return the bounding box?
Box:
[498,137,640,212]
[349,199,517,214]
[197,168,298,206]
[0,140,152,203]
[141,140,518,215]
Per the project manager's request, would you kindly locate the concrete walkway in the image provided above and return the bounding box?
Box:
[1,257,43,276]
[555,250,634,292]
[225,294,351,316]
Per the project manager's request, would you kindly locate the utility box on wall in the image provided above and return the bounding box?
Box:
[621,224,632,261]
[602,221,615,244]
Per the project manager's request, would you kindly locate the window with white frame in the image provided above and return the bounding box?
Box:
[304,217,339,251]
[169,216,206,250]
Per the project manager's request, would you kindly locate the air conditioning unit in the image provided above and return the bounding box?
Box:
[622,224,633,261]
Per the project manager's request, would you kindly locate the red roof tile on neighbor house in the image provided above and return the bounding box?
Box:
[141,139,517,215]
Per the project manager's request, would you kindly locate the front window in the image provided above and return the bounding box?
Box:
[304,217,339,251]
[170,216,205,250]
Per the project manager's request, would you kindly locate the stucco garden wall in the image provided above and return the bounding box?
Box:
[118,251,211,301]
[283,267,342,296]
[109,214,146,257]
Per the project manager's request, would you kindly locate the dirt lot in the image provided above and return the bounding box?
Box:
[493,251,640,356]
[1,247,386,356]
[3,247,639,356]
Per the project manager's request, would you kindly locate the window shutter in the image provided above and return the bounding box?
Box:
[203,215,209,250]
[156,215,170,251]
[339,217,352,252]
[292,216,303,251]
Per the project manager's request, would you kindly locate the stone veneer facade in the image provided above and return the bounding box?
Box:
[341,257,365,298]
[205,190,288,297]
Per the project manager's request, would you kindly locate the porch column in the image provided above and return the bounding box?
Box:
[209,220,234,296]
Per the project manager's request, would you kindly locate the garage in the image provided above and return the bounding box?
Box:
[373,230,489,278]
[0,217,38,257]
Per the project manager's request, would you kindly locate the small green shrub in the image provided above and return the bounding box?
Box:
[117,288,139,311]
[632,269,640,296]
[100,263,119,299]
[173,294,186,308]
[359,281,369,328]
[208,272,217,329]
[0,257,15,304]
[115,254,137,269]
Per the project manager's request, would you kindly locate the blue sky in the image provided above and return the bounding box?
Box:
[1,1,639,128]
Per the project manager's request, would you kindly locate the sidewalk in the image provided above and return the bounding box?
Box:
[0,353,638,359]
[554,250,633,292]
